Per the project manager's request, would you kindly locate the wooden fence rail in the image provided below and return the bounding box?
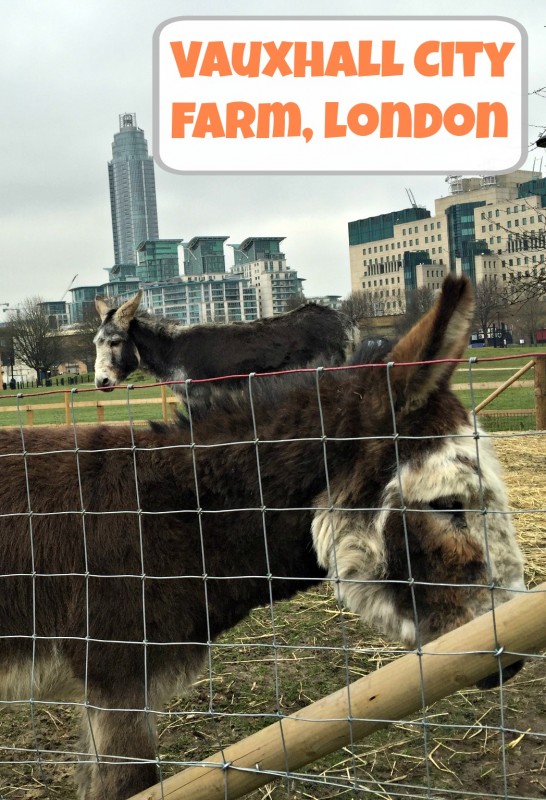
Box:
[0,358,545,429]
[0,385,178,426]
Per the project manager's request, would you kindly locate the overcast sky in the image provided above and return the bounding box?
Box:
[1,0,544,309]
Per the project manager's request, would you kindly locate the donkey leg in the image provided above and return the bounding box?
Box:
[76,703,158,800]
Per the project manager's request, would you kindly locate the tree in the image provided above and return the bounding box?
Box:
[393,286,436,337]
[340,290,388,340]
[283,291,306,312]
[340,290,378,323]
[6,297,64,383]
[507,296,546,345]
[490,195,546,301]
[473,279,507,346]
[57,303,102,372]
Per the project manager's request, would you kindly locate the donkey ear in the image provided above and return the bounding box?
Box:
[387,275,474,413]
[114,290,143,329]
[95,296,110,321]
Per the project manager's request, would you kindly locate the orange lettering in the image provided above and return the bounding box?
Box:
[256,103,302,137]
[172,103,195,137]
[414,41,440,76]
[192,103,225,137]
[324,41,357,77]
[324,102,346,137]
[357,41,381,76]
[231,42,262,77]
[225,102,256,138]
[444,103,475,136]
[170,41,202,78]
[476,102,508,137]
[440,42,455,76]
[347,104,379,135]
[381,41,404,76]
[262,41,293,76]
[455,42,483,76]
[199,41,232,77]
[484,42,514,77]
[380,103,412,137]
[413,104,443,137]
[293,41,324,77]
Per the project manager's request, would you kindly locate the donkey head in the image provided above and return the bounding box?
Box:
[312,276,525,682]
[94,291,143,391]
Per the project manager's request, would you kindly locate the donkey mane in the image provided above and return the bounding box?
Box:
[151,337,394,433]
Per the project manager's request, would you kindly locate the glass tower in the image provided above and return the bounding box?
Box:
[108,113,159,265]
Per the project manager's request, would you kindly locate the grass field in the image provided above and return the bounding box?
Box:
[1,345,543,430]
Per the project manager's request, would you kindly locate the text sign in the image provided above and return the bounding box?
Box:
[154,17,526,173]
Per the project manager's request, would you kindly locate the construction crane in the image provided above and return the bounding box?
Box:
[61,274,78,301]
[405,188,417,208]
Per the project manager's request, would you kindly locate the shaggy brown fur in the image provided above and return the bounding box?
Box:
[0,276,525,799]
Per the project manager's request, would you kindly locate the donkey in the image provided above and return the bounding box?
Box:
[93,291,360,396]
[0,276,525,800]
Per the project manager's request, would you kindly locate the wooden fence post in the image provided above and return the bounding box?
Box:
[129,584,546,800]
[64,392,71,426]
[535,355,546,430]
[161,385,168,422]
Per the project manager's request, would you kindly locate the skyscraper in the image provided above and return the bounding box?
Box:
[108,113,159,266]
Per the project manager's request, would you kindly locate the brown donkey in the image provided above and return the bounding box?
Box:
[0,276,524,799]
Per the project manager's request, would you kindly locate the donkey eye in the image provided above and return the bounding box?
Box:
[429,497,465,521]
[110,339,122,348]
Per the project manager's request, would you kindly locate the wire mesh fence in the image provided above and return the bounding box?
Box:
[0,348,544,800]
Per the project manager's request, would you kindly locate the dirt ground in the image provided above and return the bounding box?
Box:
[0,433,544,800]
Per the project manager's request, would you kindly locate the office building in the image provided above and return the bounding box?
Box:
[348,170,545,314]
[108,113,159,266]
